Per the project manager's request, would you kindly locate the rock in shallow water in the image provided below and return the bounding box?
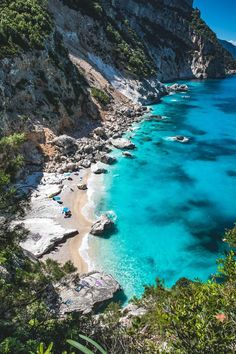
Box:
[167,83,189,92]
[110,138,136,150]
[100,154,117,165]
[93,168,108,175]
[90,215,115,236]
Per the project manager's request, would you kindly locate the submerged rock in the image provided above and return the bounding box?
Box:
[166,136,189,143]
[90,215,115,236]
[111,138,136,150]
[122,151,133,158]
[175,135,189,143]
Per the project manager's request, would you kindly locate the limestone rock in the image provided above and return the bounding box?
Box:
[80,159,91,168]
[21,218,78,257]
[90,215,115,236]
[52,135,77,154]
[93,127,107,139]
[59,272,121,314]
[120,304,147,327]
[100,154,117,165]
[168,83,189,92]
[111,138,136,150]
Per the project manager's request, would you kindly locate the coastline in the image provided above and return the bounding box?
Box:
[41,170,94,273]
[42,165,108,274]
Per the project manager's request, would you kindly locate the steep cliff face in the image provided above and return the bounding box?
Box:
[0,0,100,143]
[49,0,234,101]
[0,32,98,137]
[100,0,228,80]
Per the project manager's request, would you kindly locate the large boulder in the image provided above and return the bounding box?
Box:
[90,215,115,236]
[51,135,77,154]
[110,138,136,150]
[93,168,108,175]
[100,154,117,165]
[59,272,121,315]
[93,127,107,139]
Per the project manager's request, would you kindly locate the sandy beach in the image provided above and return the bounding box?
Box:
[42,170,95,274]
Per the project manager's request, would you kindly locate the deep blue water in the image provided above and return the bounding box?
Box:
[90,77,236,301]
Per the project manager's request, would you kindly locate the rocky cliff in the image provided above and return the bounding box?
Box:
[0,0,235,167]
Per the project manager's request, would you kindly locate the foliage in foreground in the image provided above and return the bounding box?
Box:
[0,134,235,353]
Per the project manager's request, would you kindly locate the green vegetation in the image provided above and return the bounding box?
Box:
[105,21,156,78]
[191,9,236,71]
[0,0,52,59]
[0,137,235,353]
[91,87,110,106]
[190,9,218,44]
[61,0,156,78]
[0,133,25,213]
[62,0,103,20]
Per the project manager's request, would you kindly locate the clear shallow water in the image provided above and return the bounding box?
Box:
[90,77,236,301]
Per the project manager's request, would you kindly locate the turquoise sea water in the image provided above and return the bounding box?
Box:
[91,76,236,301]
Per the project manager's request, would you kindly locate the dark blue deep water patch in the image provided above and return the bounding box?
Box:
[91,77,236,301]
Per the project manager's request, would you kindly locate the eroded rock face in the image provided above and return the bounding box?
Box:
[90,215,115,236]
[0,32,97,137]
[21,218,78,257]
[59,272,121,314]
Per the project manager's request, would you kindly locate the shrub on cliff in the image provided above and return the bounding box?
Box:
[91,87,111,106]
[0,0,52,59]
[62,0,103,19]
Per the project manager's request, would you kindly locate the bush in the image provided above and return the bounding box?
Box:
[62,0,103,19]
[0,0,52,59]
[91,87,111,106]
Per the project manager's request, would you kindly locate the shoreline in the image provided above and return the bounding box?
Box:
[21,84,187,274]
[41,170,95,273]
[41,165,107,274]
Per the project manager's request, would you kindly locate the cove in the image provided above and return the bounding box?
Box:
[90,76,236,301]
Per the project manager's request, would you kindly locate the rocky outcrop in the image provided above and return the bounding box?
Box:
[18,172,80,257]
[90,215,115,236]
[167,83,189,92]
[58,272,121,314]
[21,220,78,257]
[100,154,117,165]
[110,138,136,150]
[119,303,147,327]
